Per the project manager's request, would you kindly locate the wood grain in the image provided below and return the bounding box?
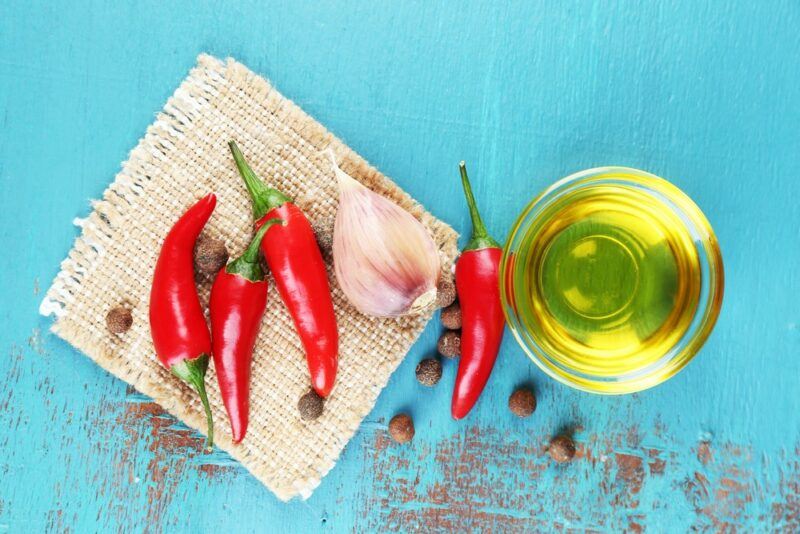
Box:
[1,0,798,531]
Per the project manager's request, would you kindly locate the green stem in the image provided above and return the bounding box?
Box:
[170,354,214,451]
[228,141,292,219]
[459,161,500,251]
[225,218,283,281]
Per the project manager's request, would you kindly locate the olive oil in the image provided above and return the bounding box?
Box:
[513,183,702,381]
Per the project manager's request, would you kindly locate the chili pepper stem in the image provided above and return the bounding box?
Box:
[459,162,500,251]
[225,219,284,281]
[171,354,214,451]
[229,141,292,219]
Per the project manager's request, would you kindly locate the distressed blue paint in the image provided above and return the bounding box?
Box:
[1,1,799,531]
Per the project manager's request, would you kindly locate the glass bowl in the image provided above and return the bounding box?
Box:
[500,167,724,394]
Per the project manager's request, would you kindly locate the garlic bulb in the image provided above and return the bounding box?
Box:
[328,152,440,317]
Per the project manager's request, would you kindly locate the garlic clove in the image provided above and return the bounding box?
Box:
[328,151,440,318]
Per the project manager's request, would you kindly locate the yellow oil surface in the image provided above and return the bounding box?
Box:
[514,184,701,380]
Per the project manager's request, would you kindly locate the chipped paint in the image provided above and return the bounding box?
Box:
[354,425,800,532]
[697,441,713,466]
[113,388,241,527]
[117,399,198,526]
[26,328,47,357]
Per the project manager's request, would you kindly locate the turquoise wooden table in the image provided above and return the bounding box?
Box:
[2,1,799,532]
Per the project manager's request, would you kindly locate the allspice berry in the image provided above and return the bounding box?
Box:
[311,217,335,253]
[435,277,457,309]
[508,388,536,417]
[106,306,133,334]
[437,331,461,359]
[548,435,576,463]
[388,413,414,443]
[194,235,229,275]
[298,390,325,420]
[415,358,442,386]
[440,302,462,329]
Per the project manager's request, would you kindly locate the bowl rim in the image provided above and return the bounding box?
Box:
[500,166,724,394]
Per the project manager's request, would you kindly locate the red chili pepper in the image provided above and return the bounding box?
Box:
[149,193,216,447]
[451,162,505,420]
[229,142,339,397]
[210,219,282,443]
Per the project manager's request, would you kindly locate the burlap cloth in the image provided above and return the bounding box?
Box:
[40,54,458,501]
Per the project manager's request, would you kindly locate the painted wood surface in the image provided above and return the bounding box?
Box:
[1,1,799,532]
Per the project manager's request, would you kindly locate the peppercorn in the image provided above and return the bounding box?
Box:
[435,277,457,308]
[105,306,133,334]
[437,331,461,359]
[508,387,536,417]
[415,358,442,386]
[311,217,335,253]
[440,302,462,329]
[548,435,576,463]
[297,390,325,420]
[388,413,414,443]
[194,235,229,275]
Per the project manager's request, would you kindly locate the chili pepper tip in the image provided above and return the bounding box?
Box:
[199,192,217,206]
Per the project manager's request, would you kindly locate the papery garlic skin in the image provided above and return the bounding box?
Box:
[329,153,440,318]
